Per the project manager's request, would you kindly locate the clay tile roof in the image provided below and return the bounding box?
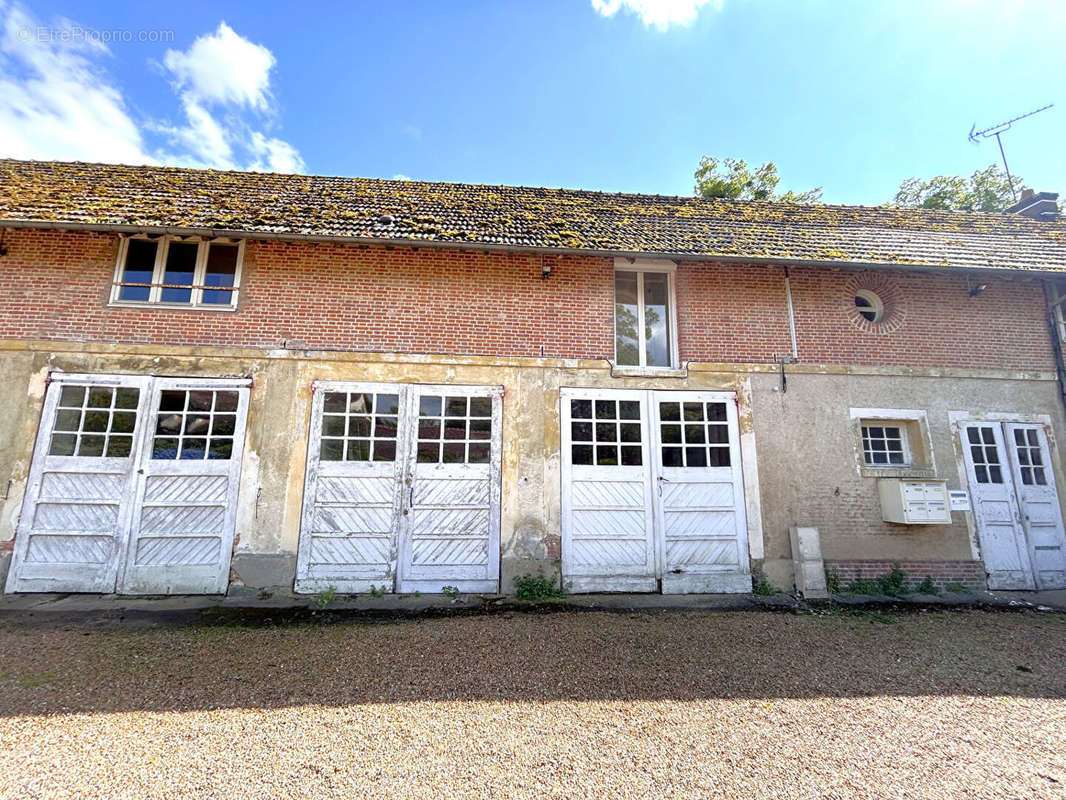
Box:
[2,158,1065,273]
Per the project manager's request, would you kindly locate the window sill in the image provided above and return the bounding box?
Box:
[611,365,688,379]
[860,466,936,479]
[108,301,239,313]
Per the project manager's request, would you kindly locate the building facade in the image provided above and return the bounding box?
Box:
[1,160,1064,596]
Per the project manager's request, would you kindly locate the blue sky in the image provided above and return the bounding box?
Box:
[1,0,1064,205]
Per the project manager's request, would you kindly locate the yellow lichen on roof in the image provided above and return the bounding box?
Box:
[0,158,1064,272]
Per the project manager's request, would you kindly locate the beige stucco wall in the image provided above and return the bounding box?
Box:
[750,368,1066,588]
[1,339,1062,594]
[0,341,765,592]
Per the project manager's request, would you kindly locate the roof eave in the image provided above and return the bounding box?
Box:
[0,217,1057,278]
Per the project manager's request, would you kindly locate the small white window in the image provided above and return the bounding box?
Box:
[614,264,678,369]
[111,236,244,310]
[862,424,908,466]
[854,290,884,323]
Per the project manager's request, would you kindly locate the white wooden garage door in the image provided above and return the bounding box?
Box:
[295,382,502,594]
[561,388,750,593]
[961,421,1066,590]
[6,374,250,594]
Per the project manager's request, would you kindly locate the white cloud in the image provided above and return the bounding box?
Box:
[0,2,150,162]
[392,173,412,181]
[0,3,303,172]
[163,22,274,112]
[590,0,723,29]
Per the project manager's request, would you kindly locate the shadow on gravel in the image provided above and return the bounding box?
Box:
[0,607,1063,715]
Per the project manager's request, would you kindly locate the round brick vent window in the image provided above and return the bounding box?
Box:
[853,290,884,323]
[844,274,906,333]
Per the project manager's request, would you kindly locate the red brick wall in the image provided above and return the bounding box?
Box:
[789,266,1054,370]
[824,559,987,592]
[0,230,614,359]
[0,229,1055,371]
[675,262,794,363]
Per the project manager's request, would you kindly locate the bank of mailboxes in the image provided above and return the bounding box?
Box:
[878,479,951,524]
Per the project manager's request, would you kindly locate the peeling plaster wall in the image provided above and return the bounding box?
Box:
[750,369,1066,589]
[0,342,764,593]
[1,339,1062,595]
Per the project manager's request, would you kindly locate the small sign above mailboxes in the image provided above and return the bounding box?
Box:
[878,479,951,525]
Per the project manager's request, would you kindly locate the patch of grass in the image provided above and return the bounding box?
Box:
[753,575,776,596]
[840,566,909,597]
[313,586,337,609]
[11,669,62,688]
[878,566,908,597]
[843,577,882,595]
[514,573,565,601]
[441,586,460,600]
[916,576,939,595]
[368,585,386,598]
[825,569,841,595]
[945,581,968,593]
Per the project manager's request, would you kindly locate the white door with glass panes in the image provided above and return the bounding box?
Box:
[1004,424,1066,588]
[561,388,749,593]
[295,382,502,594]
[961,421,1066,590]
[6,374,249,594]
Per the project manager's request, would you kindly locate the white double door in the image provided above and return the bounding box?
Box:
[961,420,1066,590]
[561,388,750,593]
[295,382,502,594]
[6,373,250,594]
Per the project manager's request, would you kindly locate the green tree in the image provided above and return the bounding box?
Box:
[893,164,1025,213]
[694,156,822,203]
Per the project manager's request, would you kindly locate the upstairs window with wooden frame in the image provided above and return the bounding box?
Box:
[111,235,244,310]
[614,260,679,370]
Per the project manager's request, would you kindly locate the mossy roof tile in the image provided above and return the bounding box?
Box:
[1,159,1065,273]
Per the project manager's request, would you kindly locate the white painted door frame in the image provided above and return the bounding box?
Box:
[119,377,250,595]
[398,384,502,594]
[560,387,750,594]
[295,381,407,594]
[7,373,250,595]
[957,416,1066,590]
[651,390,750,594]
[1003,423,1066,589]
[6,374,151,593]
[295,381,503,595]
[560,388,657,592]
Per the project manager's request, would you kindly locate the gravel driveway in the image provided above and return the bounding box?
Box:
[1,608,1064,799]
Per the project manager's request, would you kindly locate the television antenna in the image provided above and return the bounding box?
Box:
[968,103,1053,201]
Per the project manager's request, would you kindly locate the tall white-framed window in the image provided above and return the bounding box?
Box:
[110,235,245,310]
[614,258,679,369]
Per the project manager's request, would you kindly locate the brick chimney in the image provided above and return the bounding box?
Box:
[1006,188,1060,221]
